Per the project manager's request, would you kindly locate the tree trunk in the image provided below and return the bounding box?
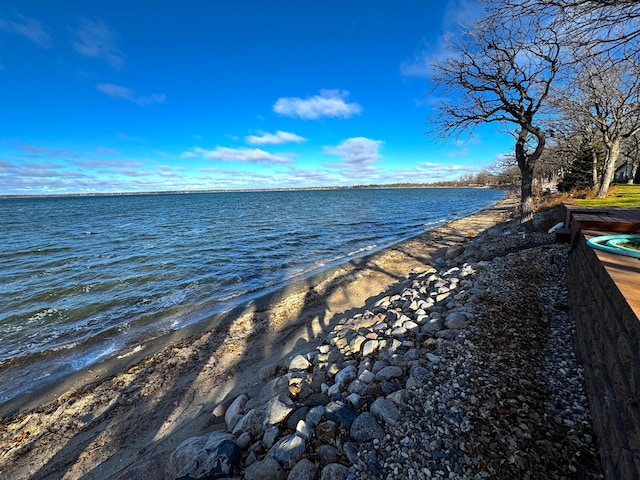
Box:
[515,128,541,228]
[597,137,621,197]
[591,145,599,187]
[628,157,639,184]
[520,164,535,225]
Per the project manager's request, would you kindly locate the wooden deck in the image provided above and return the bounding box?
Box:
[559,202,640,319]
[557,203,640,247]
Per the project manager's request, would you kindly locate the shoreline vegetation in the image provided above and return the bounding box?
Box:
[0,195,603,479]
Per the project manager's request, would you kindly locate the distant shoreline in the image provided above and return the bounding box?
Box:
[0,184,495,199]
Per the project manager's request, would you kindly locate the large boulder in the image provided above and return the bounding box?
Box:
[350,412,385,442]
[165,432,240,480]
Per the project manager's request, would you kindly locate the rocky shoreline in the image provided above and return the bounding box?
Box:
[0,201,605,480]
[148,209,604,479]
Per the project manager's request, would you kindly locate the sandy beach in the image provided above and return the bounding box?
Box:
[0,197,524,479]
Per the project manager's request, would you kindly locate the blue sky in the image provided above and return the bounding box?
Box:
[0,0,513,195]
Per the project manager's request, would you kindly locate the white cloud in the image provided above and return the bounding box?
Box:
[97,83,166,105]
[191,146,291,164]
[96,147,120,155]
[74,159,144,168]
[0,15,51,48]
[273,90,362,119]
[73,18,124,69]
[323,137,383,170]
[180,151,197,159]
[19,143,79,158]
[400,50,435,78]
[245,130,307,145]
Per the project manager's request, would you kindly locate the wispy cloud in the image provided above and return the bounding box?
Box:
[97,83,166,105]
[400,0,485,78]
[273,90,362,119]
[73,159,144,168]
[19,143,79,158]
[95,147,120,155]
[323,137,383,171]
[188,146,291,164]
[180,152,198,160]
[156,165,185,177]
[245,130,307,145]
[0,14,52,48]
[73,18,124,69]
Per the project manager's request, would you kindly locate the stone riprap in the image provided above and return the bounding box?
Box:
[165,210,604,480]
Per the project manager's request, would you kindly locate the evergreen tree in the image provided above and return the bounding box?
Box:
[558,140,602,191]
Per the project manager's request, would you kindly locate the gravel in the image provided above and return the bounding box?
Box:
[176,208,606,479]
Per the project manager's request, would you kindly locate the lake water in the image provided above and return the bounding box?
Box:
[0,187,503,405]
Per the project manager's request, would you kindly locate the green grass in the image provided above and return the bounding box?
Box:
[574,184,640,208]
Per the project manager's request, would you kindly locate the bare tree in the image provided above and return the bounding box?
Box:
[485,0,640,60]
[552,53,640,196]
[429,15,561,225]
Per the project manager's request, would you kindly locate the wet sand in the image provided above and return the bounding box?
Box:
[0,196,517,480]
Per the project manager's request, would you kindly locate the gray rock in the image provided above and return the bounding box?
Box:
[289,354,311,371]
[296,419,313,440]
[272,434,306,467]
[370,397,401,426]
[347,379,377,397]
[404,320,419,333]
[232,408,264,437]
[391,327,407,337]
[346,392,362,410]
[287,406,309,432]
[260,375,291,400]
[445,311,469,329]
[306,392,330,407]
[349,334,367,354]
[264,393,295,426]
[380,381,403,395]
[361,339,379,357]
[386,389,408,405]
[342,441,361,465]
[375,365,403,381]
[334,365,357,387]
[305,406,325,427]
[263,425,280,449]
[371,360,389,374]
[317,444,340,468]
[350,412,385,442]
[404,348,419,361]
[358,369,375,384]
[409,364,431,384]
[236,431,252,450]
[436,329,460,339]
[166,432,240,480]
[288,458,317,480]
[421,318,443,333]
[320,464,350,480]
[327,383,340,397]
[225,393,248,431]
[244,457,286,480]
[325,401,357,429]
